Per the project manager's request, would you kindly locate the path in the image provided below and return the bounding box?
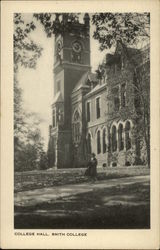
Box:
[14,175,150,229]
[15,175,149,207]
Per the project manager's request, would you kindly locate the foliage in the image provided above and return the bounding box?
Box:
[14,13,48,172]
[14,110,48,172]
[34,13,79,37]
[95,64,105,80]
[39,151,49,170]
[133,60,150,166]
[14,13,80,171]
[14,13,43,71]
[47,136,55,169]
[14,77,26,139]
[92,13,150,50]
[92,13,150,166]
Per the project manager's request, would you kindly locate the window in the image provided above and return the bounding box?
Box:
[112,87,120,111]
[72,110,81,143]
[74,123,80,142]
[57,107,63,123]
[117,56,123,71]
[96,97,101,119]
[134,74,141,111]
[114,97,120,111]
[121,83,126,108]
[111,125,117,152]
[107,103,110,114]
[74,110,80,121]
[86,102,90,122]
[103,129,107,153]
[52,109,56,127]
[118,124,124,151]
[134,96,141,110]
[56,80,61,92]
[56,40,62,62]
[97,130,101,154]
[71,52,81,63]
[125,121,131,150]
[87,133,92,155]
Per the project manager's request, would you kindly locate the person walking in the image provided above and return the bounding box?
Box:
[90,153,98,181]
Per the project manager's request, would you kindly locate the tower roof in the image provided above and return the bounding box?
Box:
[52,91,63,105]
[72,72,90,93]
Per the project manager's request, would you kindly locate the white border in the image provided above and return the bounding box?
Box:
[1,1,160,249]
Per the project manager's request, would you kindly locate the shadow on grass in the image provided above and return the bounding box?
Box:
[14,181,150,229]
[15,205,150,229]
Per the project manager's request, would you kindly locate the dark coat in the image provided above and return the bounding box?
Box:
[85,157,97,177]
[90,157,97,177]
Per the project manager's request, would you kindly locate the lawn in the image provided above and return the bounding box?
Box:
[14,166,149,192]
[14,176,150,229]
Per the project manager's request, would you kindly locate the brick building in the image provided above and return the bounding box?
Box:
[48,14,150,168]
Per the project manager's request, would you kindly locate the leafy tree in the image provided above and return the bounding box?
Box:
[14,13,47,171]
[14,13,79,171]
[34,13,79,37]
[92,13,150,166]
[14,13,43,140]
[39,151,49,170]
[92,13,150,50]
[133,60,150,166]
[14,110,48,171]
[14,13,42,71]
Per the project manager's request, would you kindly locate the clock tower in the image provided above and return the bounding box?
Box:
[49,13,91,168]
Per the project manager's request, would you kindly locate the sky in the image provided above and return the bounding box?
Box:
[18,14,107,149]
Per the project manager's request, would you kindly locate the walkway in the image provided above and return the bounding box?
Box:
[14,175,150,229]
[15,175,149,207]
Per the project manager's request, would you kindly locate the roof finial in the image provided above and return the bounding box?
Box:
[83,13,90,26]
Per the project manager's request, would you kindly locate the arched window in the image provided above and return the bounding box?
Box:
[52,109,56,127]
[57,107,64,124]
[114,97,120,111]
[72,110,81,144]
[87,133,92,155]
[74,110,80,121]
[97,130,101,154]
[118,124,124,151]
[112,87,120,111]
[86,101,91,122]
[103,128,106,153]
[96,97,101,119]
[121,83,126,108]
[112,125,117,152]
[125,121,131,150]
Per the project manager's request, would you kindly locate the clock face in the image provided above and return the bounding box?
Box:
[72,42,82,53]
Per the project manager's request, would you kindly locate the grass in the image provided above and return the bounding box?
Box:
[14,179,150,229]
[14,166,149,192]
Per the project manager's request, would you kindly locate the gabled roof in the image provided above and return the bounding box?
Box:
[85,82,107,98]
[52,91,63,104]
[115,40,139,55]
[88,72,97,82]
[115,41,147,63]
[72,71,97,93]
[104,41,149,67]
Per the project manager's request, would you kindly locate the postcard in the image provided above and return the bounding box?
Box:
[1,0,160,249]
